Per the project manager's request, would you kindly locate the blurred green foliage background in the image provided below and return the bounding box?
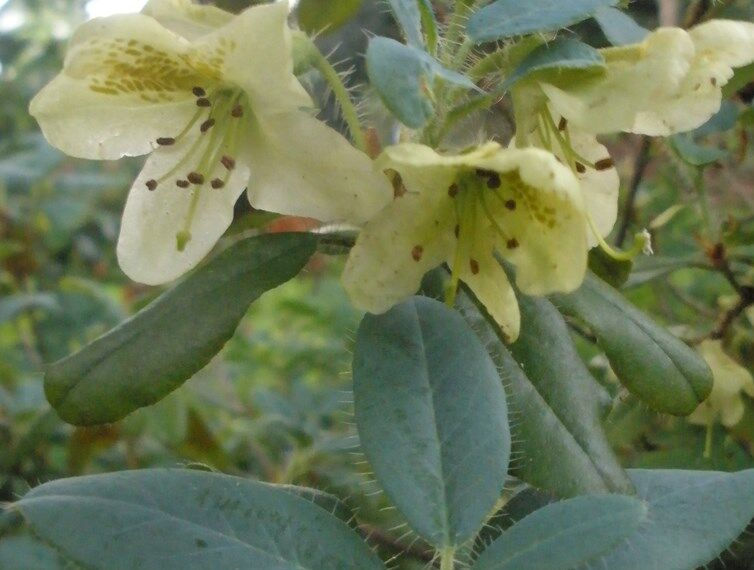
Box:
[0,0,754,567]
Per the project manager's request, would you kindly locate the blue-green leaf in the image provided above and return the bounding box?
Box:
[421,269,633,497]
[593,7,648,46]
[366,36,477,128]
[593,469,754,569]
[503,38,604,89]
[387,0,425,48]
[669,134,728,167]
[473,495,648,570]
[16,469,383,570]
[0,535,69,570]
[551,273,713,415]
[468,0,619,43]
[353,296,510,548]
[45,233,317,426]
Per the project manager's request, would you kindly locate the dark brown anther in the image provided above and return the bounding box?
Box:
[146,179,158,191]
[200,119,216,133]
[558,117,567,131]
[221,155,236,170]
[486,173,501,189]
[454,224,460,238]
[192,86,206,97]
[475,168,496,179]
[506,238,520,250]
[187,172,205,185]
[176,179,190,188]
[595,158,614,171]
[711,77,717,87]
[469,258,480,275]
[196,97,211,107]
[575,162,586,174]
[211,178,225,189]
[448,183,459,198]
[411,245,423,262]
[231,104,244,118]
[505,199,516,211]
[156,137,175,146]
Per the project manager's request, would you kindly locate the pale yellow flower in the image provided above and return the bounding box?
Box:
[30,1,391,284]
[343,143,589,341]
[689,340,754,428]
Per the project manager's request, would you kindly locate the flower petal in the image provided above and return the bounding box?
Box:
[116,126,250,285]
[342,193,455,314]
[142,0,233,40]
[690,20,754,69]
[29,14,202,160]
[245,111,393,224]
[476,148,589,295]
[541,28,694,135]
[193,1,310,113]
[456,229,521,342]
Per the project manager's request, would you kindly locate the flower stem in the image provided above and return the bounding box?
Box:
[295,34,368,153]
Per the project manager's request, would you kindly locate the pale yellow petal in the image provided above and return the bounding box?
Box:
[541,28,695,135]
[245,112,392,224]
[342,193,455,315]
[475,148,589,295]
[193,1,310,113]
[455,226,521,342]
[29,14,202,159]
[116,126,250,285]
[690,20,754,69]
[142,0,233,40]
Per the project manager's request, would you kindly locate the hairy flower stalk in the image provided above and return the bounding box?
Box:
[343,143,590,342]
[29,0,391,284]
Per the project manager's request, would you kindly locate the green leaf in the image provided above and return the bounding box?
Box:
[297,0,362,35]
[0,535,69,570]
[386,0,423,47]
[16,469,382,570]
[366,36,478,129]
[45,233,317,426]
[595,469,754,569]
[694,100,739,137]
[551,273,713,415]
[503,38,605,90]
[353,296,510,548]
[473,495,648,570]
[723,62,754,98]
[588,247,633,288]
[593,6,648,46]
[455,288,633,497]
[669,134,727,167]
[468,0,618,43]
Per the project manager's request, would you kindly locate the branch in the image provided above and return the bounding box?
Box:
[615,137,653,247]
[359,524,435,563]
[709,286,754,340]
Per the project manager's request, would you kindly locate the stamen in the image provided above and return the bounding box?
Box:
[558,117,567,131]
[211,178,225,189]
[187,172,205,185]
[200,119,216,133]
[575,162,586,174]
[448,183,459,198]
[146,179,158,191]
[595,158,614,171]
[507,238,519,249]
[486,173,501,189]
[196,97,211,107]
[231,104,244,118]
[192,86,206,97]
[221,155,236,170]
[469,259,480,275]
[505,200,516,211]
[156,137,176,146]
[176,179,190,188]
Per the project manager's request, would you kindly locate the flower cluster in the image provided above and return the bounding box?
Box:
[30,1,754,340]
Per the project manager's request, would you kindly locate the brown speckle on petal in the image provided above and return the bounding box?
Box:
[411,245,424,262]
